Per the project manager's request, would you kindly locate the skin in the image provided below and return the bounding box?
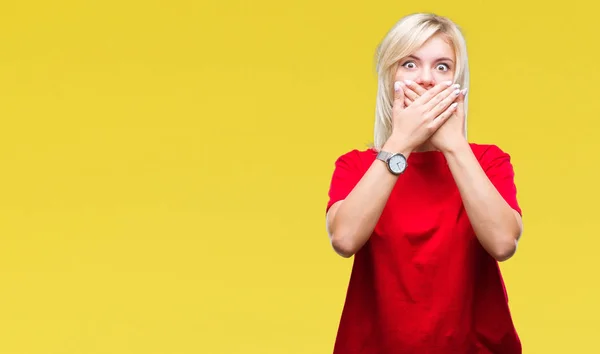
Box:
[394,34,457,152]
[326,34,523,261]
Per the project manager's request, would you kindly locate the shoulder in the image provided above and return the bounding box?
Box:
[332,148,377,168]
[469,143,514,166]
[469,142,511,158]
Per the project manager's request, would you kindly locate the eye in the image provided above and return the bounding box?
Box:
[402,61,416,69]
[436,63,450,71]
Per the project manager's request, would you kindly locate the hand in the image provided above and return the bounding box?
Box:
[430,87,467,152]
[402,80,468,152]
[400,80,427,107]
[384,80,460,153]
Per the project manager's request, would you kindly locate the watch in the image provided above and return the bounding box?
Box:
[376,150,407,175]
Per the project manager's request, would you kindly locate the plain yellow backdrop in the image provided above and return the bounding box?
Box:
[0,0,597,353]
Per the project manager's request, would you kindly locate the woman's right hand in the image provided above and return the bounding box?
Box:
[385,80,461,152]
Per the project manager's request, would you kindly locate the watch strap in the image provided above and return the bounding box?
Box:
[376,150,393,162]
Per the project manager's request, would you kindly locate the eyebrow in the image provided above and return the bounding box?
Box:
[406,54,455,63]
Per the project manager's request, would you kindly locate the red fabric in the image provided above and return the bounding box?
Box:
[326,143,522,354]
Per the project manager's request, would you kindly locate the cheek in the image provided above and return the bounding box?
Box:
[394,70,419,82]
[434,71,455,82]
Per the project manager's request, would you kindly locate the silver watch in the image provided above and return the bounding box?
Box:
[376,150,407,175]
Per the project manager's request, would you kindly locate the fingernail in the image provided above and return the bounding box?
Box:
[461,88,468,95]
[453,83,461,89]
[450,102,458,108]
[444,81,453,86]
[394,81,402,91]
[454,89,460,95]
[404,80,414,85]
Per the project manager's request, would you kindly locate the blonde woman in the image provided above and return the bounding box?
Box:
[325,13,523,353]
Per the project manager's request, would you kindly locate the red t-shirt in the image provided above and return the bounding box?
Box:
[326,143,522,354]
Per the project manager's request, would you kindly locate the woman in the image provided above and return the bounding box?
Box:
[325,13,524,353]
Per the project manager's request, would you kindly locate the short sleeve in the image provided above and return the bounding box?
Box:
[479,145,522,216]
[326,150,365,214]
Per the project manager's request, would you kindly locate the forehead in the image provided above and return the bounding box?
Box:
[410,34,455,60]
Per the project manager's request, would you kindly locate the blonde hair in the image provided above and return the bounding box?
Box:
[372,13,470,150]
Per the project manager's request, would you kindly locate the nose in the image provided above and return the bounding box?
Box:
[416,69,435,89]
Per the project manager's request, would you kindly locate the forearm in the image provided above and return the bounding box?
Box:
[443,141,521,261]
[330,160,400,257]
[329,144,412,257]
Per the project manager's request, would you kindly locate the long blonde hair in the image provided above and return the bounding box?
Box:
[372,13,470,150]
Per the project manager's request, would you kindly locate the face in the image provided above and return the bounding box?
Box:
[394,34,456,90]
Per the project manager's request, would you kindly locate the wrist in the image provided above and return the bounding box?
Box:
[382,136,413,158]
[440,138,470,156]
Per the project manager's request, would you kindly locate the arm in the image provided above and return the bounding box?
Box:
[326,144,412,258]
[443,141,523,262]
[326,81,459,257]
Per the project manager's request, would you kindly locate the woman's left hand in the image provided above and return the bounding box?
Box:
[402,80,468,152]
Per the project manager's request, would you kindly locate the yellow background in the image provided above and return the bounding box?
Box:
[0,0,596,353]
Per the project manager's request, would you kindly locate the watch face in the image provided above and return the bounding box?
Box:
[388,154,406,174]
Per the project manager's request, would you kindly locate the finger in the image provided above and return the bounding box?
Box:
[403,86,419,102]
[404,97,412,107]
[431,102,458,129]
[456,89,467,129]
[403,80,427,96]
[424,84,461,117]
[393,81,405,109]
[412,80,454,106]
[457,88,467,116]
